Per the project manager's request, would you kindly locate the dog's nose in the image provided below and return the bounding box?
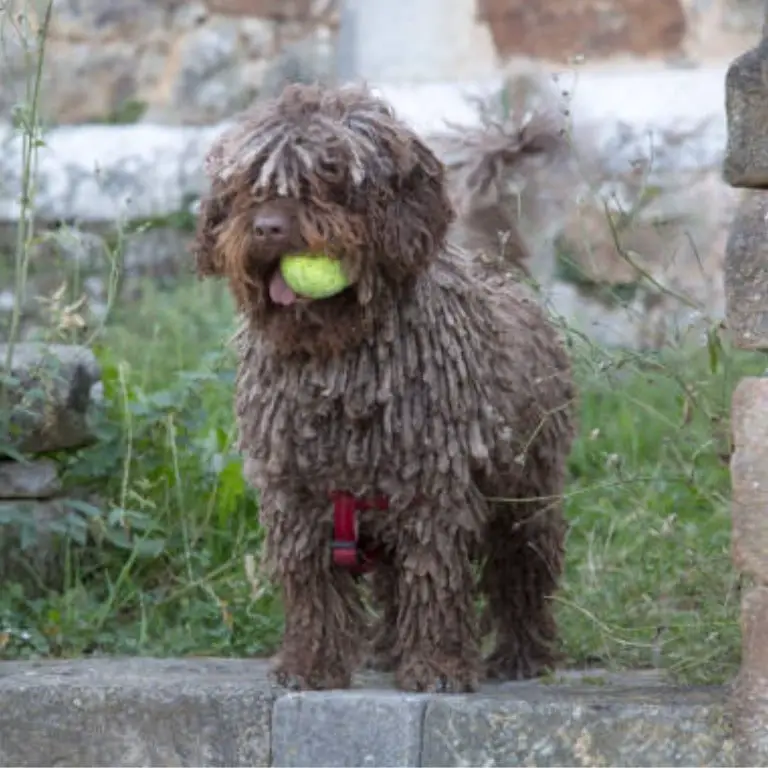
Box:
[253,211,290,242]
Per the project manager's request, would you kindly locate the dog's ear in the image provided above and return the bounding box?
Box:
[380,136,456,279]
[193,190,228,278]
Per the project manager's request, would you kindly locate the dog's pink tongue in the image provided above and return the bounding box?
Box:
[269,270,297,306]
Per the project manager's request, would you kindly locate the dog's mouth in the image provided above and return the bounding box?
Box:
[263,259,356,308]
[268,268,301,307]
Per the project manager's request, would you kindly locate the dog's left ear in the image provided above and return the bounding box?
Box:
[193,190,228,278]
[380,137,456,279]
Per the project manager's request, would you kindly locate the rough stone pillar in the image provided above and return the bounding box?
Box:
[724,3,768,188]
[724,4,768,762]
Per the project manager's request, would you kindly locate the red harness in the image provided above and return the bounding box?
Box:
[329,490,388,575]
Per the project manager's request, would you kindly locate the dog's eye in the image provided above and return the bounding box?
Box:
[298,177,312,200]
[318,159,338,175]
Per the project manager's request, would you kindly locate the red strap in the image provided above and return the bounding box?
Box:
[329,491,388,574]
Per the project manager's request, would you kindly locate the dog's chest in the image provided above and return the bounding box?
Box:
[239,342,440,492]
[267,368,423,494]
[236,317,502,497]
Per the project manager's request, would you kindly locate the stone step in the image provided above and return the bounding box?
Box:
[0,658,735,767]
[0,66,728,224]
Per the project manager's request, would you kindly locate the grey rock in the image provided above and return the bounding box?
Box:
[172,1,210,31]
[0,342,102,454]
[421,683,735,767]
[721,0,767,32]
[0,657,275,767]
[0,498,78,588]
[724,41,768,188]
[272,690,426,767]
[259,34,337,100]
[732,585,768,766]
[50,0,175,39]
[0,458,61,498]
[725,190,768,349]
[240,17,274,58]
[41,39,144,125]
[169,17,256,124]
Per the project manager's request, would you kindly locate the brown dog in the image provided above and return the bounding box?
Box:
[194,82,576,693]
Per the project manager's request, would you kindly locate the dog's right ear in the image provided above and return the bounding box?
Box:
[192,191,227,278]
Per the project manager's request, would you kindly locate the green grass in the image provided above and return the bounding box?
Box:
[0,277,761,686]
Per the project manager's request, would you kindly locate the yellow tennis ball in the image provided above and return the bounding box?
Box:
[279,253,351,299]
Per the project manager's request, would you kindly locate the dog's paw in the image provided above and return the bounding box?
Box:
[484,645,555,682]
[270,655,352,691]
[363,650,398,673]
[395,654,479,693]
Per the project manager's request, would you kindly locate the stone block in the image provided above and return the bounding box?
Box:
[724,40,768,188]
[477,0,686,61]
[733,586,768,766]
[731,377,768,582]
[0,658,275,767]
[271,690,426,767]
[421,684,734,767]
[725,191,768,349]
[205,0,313,20]
[0,343,102,454]
[0,499,84,589]
[0,458,61,499]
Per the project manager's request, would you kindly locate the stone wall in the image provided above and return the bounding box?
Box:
[0,342,103,589]
[0,0,338,126]
[0,659,737,767]
[722,4,768,760]
[0,0,765,127]
[479,0,764,64]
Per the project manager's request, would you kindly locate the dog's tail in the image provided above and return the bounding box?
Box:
[431,58,574,279]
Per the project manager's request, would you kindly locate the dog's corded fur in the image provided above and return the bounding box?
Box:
[194,82,577,693]
[430,58,574,281]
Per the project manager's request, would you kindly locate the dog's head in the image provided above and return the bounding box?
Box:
[194,82,455,357]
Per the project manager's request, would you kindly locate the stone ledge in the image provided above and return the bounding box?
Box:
[0,658,735,767]
[0,66,728,224]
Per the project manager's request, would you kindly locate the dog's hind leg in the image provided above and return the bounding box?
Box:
[365,562,400,672]
[480,490,566,681]
[261,488,366,691]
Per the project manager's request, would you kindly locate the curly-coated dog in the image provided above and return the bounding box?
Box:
[194,82,576,693]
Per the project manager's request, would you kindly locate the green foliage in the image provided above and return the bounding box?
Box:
[0,278,760,685]
[89,99,148,126]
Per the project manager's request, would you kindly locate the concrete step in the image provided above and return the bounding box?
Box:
[0,658,734,767]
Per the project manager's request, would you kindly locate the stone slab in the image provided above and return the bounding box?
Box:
[0,67,727,224]
[421,681,735,767]
[725,191,768,349]
[0,660,737,767]
[0,657,275,767]
[724,41,768,189]
[730,377,768,581]
[272,690,426,767]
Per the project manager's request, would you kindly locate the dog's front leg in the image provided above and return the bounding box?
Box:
[260,488,366,691]
[392,492,485,694]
